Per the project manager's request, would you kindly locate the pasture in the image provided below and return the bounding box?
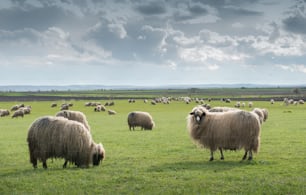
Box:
[0,97,306,194]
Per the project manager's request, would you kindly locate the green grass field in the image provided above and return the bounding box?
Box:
[1,98,306,194]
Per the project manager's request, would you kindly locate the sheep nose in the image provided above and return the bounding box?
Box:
[195,115,201,122]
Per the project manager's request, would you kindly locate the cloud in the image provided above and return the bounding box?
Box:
[282,0,306,34]
[276,64,306,74]
[107,23,127,39]
[134,1,166,15]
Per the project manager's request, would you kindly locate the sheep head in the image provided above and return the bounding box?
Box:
[92,143,105,166]
[189,106,207,124]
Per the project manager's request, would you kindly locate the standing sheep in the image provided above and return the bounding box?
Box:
[127,111,155,130]
[187,106,261,161]
[27,116,105,169]
[56,110,90,131]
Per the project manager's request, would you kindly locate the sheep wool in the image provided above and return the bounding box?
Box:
[187,106,261,161]
[27,116,105,169]
[56,110,90,131]
[127,111,155,130]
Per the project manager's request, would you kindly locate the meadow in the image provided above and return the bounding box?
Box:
[0,95,306,194]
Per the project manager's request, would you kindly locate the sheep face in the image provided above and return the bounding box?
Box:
[189,107,206,124]
[92,144,105,166]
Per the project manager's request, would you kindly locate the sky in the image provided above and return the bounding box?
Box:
[1,0,306,86]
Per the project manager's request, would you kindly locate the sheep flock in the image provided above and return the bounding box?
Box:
[2,95,304,170]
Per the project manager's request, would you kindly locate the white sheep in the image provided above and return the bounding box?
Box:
[187,106,261,161]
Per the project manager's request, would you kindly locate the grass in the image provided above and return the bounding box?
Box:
[0,98,306,194]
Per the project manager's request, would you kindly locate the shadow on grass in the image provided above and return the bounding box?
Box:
[0,164,98,178]
[148,159,274,173]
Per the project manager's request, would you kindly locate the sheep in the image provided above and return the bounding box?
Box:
[27,116,105,169]
[248,102,253,108]
[251,108,269,124]
[11,104,23,111]
[12,109,24,118]
[94,105,102,112]
[56,110,90,131]
[21,106,31,115]
[234,102,241,108]
[209,107,240,112]
[270,99,275,104]
[261,108,269,122]
[108,110,116,115]
[251,108,265,124]
[60,104,69,110]
[187,106,261,161]
[94,105,106,112]
[51,103,57,107]
[0,109,10,117]
[127,111,155,130]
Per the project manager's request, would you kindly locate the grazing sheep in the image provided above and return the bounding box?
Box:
[94,105,106,112]
[21,106,31,115]
[187,106,261,161]
[0,109,10,117]
[56,110,90,131]
[299,99,304,104]
[127,111,155,130]
[225,99,231,103]
[270,99,275,104]
[94,105,102,112]
[234,102,241,108]
[11,104,23,111]
[108,110,116,115]
[261,108,268,122]
[27,116,105,169]
[12,109,24,118]
[251,108,265,124]
[209,107,240,113]
[51,103,57,108]
[248,102,253,108]
[60,104,69,110]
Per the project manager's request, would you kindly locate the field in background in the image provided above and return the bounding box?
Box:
[0,89,306,194]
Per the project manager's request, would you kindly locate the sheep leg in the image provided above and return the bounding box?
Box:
[209,151,214,161]
[63,160,68,168]
[219,148,224,160]
[42,161,48,169]
[248,151,253,160]
[30,154,37,168]
[242,151,248,160]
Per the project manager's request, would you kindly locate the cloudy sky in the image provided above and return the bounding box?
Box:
[1,0,306,86]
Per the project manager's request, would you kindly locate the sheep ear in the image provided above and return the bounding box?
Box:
[189,112,194,115]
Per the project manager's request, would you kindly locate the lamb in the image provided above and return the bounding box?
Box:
[27,116,105,169]
[187,106,261,161]
[56,110,90,131]
[127,111,155,130]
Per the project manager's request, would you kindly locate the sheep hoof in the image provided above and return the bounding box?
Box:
[209,157,214,161]
[220,157,224,160]
[248,156,253,161]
